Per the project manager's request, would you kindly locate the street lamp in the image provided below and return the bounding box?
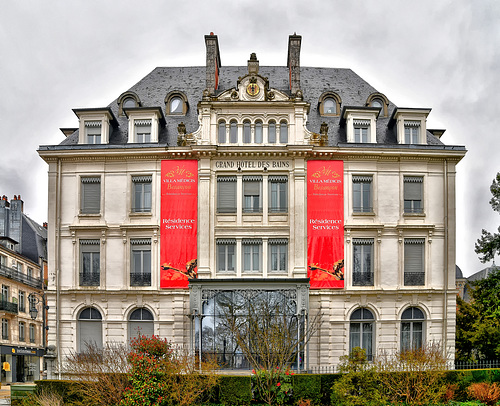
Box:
[28,292,49,349]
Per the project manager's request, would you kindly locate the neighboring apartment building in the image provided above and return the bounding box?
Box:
[0,196,47,383]
[38,34,465,376]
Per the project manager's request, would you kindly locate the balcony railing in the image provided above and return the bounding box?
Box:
[353,272,374,286]
[0,299,18,314]
[404,272,425,286]
[79,272,100,286]
[130,272,151,287]
[0,264,43,289]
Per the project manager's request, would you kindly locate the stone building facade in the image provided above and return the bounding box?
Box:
[38,34,465,376]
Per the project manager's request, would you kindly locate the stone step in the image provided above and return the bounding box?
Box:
[0,399,10,405]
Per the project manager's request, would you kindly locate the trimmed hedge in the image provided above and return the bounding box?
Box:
[217,375,252,405]
[292,374,322,405]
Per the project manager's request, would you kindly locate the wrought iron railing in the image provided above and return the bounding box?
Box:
[455,360,500,370]
[130,272,151,286]
[352,272,374,286]
[0,299,18,314]
[0,264,43,289]
[79,272,100,286]
[404,272,425,286]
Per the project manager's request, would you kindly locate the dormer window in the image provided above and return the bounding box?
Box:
[117,92,141,116]
[135,120,151,143]
[73,108,116,145]
[124,107,165,144]
[165,92,188,115]
[319,92,341,116]
[354,120,370,143]
[85,121,101,144]
[404,121,420,144]
[366,93,389,117]
[391,108,431,145]
[343,107,378,143]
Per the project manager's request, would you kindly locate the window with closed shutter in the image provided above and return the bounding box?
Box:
[217,176,237,213]
[81,177,101,214]
[404,238,425,286]
[404,176,423,214]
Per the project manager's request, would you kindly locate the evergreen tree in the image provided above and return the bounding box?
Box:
[475,172,500,262]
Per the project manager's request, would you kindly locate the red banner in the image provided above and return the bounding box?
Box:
[307,160,344,289]
[160,160,198,288]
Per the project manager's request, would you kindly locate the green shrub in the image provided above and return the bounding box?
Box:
[292,374,321,405]
[319,373,342,405]
[34,380,84,404]
[217,375,251,405]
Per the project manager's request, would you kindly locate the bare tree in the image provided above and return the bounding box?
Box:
[64,341,130,406]
[214,289,321,405]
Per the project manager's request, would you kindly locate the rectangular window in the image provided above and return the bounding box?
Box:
[217,176,237,213]
[404,238,425,286]
[2,319,8,340]
[352,239,374,286]
[80,240,100,286]
[217,239,236,273]
[19,322,25,342]
[81,177,101,214]
[242,239,262,273]
[27,267,33,280]
[18,291,25,313]
[354,120,370,143]
[1,285,9,302]
[85,121,102,144]
[404,121,420,144]
[243,176,262,213]
[269,176,288,213]
[269,239,288,273]
[29,324,36,343]
[135,120,152,143]
[132,175,152,213]
[131,239,151,286]
[404,176,423,214]
[353,175,373,213]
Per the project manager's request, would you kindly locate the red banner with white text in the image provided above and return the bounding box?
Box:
[160,160,198,288]
[307,160,344,289]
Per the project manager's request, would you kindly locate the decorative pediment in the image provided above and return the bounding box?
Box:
[217,75,289,102]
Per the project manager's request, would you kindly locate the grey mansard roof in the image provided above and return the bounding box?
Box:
[56,65,445,148]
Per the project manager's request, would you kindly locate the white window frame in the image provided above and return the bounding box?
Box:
[403,176,424,214]
[269,176,288,213]
[352,238,374,286]
[126,111,160,143]
[394,108,430,145]
[352,175,373,213]
[132,175,152,213]
[29,323,36,343]
[401,307,425,351]
[80,177,101,215]
[130,239,152,287]
[404,238,425,286]
[242,239,262,273]
[84,121,102,144]
[268,239,288,273]
[216,239,236,273]
[243,176,262,213]
[80,239,100,286]
[349,308,375,360]
[344,109,378,143]
[217,176,237,214]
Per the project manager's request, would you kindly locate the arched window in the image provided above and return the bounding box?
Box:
[165,91,188,115]
[323,98,337,114]
[169,96,183,114]
[255,121,263,144]
[218,121,226,144]
[401,307,425,351]
[366,93,389,117]
[123,98,136,109]
[78,307,102,352]
[319,93,341,116]
[350,308,374,360]
[117,91,141,116]
[243,120,251,143]
[268,121,276,143]
[230,120,238,144]
[279,121,288,144]
[128,308,154,342]
[370,98,383,109]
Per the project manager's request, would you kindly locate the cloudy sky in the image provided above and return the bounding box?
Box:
[1,0,499,276]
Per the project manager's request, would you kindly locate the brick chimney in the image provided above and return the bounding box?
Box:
[205,32,221,96]
[287,34,302,95]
